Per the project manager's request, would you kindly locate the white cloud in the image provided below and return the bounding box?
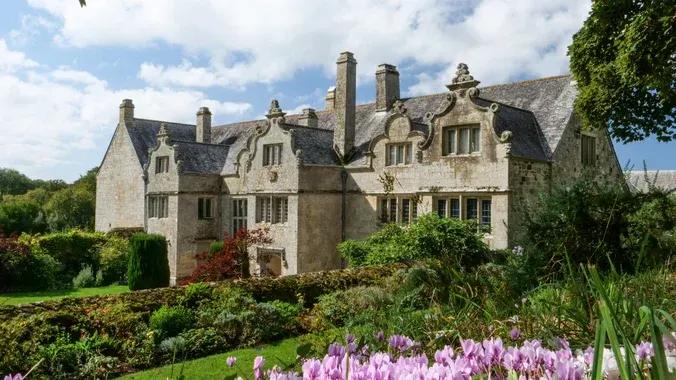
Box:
[26,0,592,91]
[0,40,252,180]
[0,40,39,72]
[8,14,56,45]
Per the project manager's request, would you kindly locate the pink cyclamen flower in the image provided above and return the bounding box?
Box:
[510,328,521,340]
[226,356,236,367]
[636,342,653,361]
[4,375,23,380]
[375,331,384,342]
[253,356,265,380]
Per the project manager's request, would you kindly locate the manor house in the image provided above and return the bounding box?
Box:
[96,52,623,284]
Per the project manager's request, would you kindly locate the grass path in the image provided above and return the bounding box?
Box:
[117,337,302,380]
[0,284,128,306]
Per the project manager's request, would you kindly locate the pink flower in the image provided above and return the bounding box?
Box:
[4,375,23,380]
[226,356,236,367]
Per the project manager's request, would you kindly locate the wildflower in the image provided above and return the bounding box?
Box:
[346,333,355,345]
[510,328,521,340]
[375,331,384,342]
[512,246,524,256]
[521,298,527,304]
[4,374,23,380]
[636,342,653,362]
[226,357,236,367]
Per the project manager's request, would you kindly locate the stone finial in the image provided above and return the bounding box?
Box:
[391,99,407,115]
[157,122,171,144]
[119,99,134,122]
[298,108,318,128]
[445,63,481,92]
[267,99,286,119]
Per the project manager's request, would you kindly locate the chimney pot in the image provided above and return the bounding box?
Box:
[376,64,400,111]
[196,106,212,143]
[325,86,336,111]
[119,99,134,123]
[334,51,357,158]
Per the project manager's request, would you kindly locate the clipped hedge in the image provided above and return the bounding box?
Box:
[0,264,406,379]
[127,233,170,290]
[35,230,107,282]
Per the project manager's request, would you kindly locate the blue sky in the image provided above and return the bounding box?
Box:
[0,0,673,182]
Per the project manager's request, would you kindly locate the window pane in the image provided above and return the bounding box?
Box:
[380,199,388,222]
[405,144,412,164]
[396,145,404,164]
[459,128,470,154]
[411,200,417,219]
[283,198,288,222]
[275,198,282,223]
[466,198,478,220]
[450,199,460,219]
[402,199,410,224]
[206,199,212,218]
[437,199,447,218]
[481,199,491,226]
[277,145,282,164]
[471,128,480,153]
[446,129,456,155]
[389,199,397,222]
[198,198,204,219]
[388,146,396,166]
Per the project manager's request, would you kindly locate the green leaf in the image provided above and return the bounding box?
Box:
[590,320,607,380]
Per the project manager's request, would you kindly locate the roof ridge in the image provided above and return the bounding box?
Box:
[172,139,230,147]
[480,74,572,91]
[281,123,333,132]
[134,118,195,127]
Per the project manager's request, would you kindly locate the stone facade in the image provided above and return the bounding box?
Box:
[96,53,623,284]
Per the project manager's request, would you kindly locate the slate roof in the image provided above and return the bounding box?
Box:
[172,141,230,174]
[123,75,577,174]
[626,171,676,193]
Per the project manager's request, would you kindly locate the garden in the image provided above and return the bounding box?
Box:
[0,178,675,379]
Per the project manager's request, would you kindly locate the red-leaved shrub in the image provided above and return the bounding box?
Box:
[182,227,272,284]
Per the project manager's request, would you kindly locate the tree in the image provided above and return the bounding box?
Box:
[568,0,675,142]
[45,186,95,232]
[79,0,86,6]
[0,200,47,235]
[0,168,35,197]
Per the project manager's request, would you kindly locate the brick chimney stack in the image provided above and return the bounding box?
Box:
[196,107,212,143]
[119,99,134,123]
[376,64,400,111]
[334,52,357,158]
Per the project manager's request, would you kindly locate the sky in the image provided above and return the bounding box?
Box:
[0,0,673,183]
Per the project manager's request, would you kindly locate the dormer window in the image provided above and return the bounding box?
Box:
[443,125,481,155]
[155,156,169,173]
[263,144,282,166]
[386,143,412,166]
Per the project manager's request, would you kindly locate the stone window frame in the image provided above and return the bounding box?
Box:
[262,143,283,166]
[155,156,170,173]
[256,246,287,276]
[256,196,288,224]
[231,198,248,235]
[148,195,169,219]
[580,133,597,167]
[197,197,214,220]
[442,124,481,156]
[433,195,492,233]
[378,196,418,225]
[385,142,413,166]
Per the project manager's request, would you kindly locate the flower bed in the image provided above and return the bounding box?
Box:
[222,333,676,380]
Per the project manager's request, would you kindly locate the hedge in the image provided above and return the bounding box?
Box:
[0,264,406,379]
[35,230,107,282]
[127,233,170,290]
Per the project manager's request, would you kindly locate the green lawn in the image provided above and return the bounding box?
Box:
[117,337,302,380]
[0,284,129,306]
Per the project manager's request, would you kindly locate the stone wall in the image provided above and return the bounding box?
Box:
[507,158,552,246]
[297,193,342,272]
[552,114,624,186]
[95,124,145,232]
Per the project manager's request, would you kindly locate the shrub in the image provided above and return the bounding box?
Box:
[308,286,393,330]
[98,235,130,285]
[0,232,58,292]
[177,328,227,359]
[180,282,214,309]
[127,233,170,290]
[339,213,489,270]
[182,228,272,284]
[519,177,676,283]
[72,265,95,289]
[36,230,107,283]
[149,305,194,341]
